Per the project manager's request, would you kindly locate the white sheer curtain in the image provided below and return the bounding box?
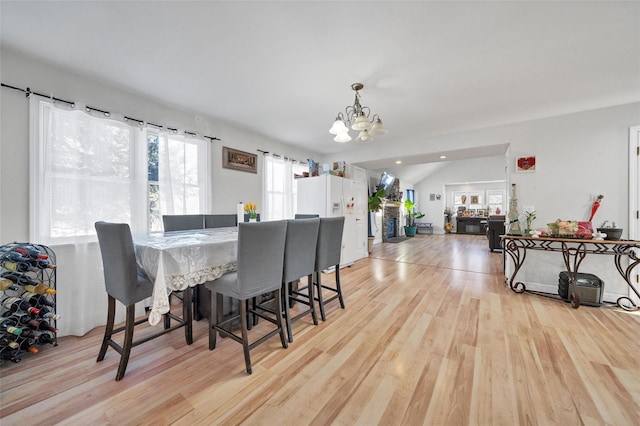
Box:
[262,155,308,221]
[29,99,209,335]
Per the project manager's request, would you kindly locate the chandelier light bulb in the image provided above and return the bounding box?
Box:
[334,132,352,143]
[351,113,371,131]
[329,118,348,135]
[369,117,388,136]
[356,129,372,142]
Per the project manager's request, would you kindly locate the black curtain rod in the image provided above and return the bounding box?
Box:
[1,83,75,107]
[1,81,220,142]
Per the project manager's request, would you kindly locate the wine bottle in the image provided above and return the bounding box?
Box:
[28,258,57,270]
[0,336,19,349]
[1,297,40,315]
[14,337,39,354]
[28,330,56,345]
[1,272,41,287]
[26,319,58,333]
[0,347,21,363]
[2,311,32,325]
[0,278,19,291]
[14,246,48,260]
[33,306,60,320]
[2,260,37,273]
[0,317,23,335]
[2,251,29,263]
[23,283,56,295]
[21,291,56,307]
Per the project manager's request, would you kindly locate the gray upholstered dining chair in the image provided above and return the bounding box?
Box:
[95,221,193,381]
[314,216,346,321]
[294,214,320,219]
[282,218,320,342]
[205,214,237,228]
[205,220,288,374]
[162,214,205,232]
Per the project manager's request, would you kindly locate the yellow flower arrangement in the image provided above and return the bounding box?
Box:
[244,202,258,219]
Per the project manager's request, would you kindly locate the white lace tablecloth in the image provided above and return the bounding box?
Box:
[133,227,238,325]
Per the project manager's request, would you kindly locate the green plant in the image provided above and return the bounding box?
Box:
[599,220,619,229]
[368,188,386,212]
[404,199,425,227]
[525,210,536,231]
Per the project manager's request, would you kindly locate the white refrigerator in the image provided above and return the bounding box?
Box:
[297,174,367,266]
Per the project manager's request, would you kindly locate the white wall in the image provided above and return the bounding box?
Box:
[0,48,319,243]
[414,156,507,232]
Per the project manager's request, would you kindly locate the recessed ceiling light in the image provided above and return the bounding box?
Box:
[395,160,402,164]
[440,155,447,159]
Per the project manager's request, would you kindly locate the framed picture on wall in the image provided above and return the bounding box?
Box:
[453,192,468,205]
[469,193,482,206]
[516,155,536,173]
[222,146,257,173]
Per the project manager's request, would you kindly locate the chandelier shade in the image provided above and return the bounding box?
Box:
[329,118,349,135]
[330,83,387,143]
[333,132,352,143]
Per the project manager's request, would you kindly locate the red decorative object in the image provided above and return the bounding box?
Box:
[517,156,536,172]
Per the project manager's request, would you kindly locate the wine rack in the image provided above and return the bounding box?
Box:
[0,242,57,365]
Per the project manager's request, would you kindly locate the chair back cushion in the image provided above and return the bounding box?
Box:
[236,220,287,297]
[283,218,320,283]
[162,214,205,232]
[205,214,237,228]
[316,217,345,270]
[95,222,153,305]
[294,214,320,219]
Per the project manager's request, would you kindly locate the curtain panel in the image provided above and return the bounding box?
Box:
[28,98,210,335]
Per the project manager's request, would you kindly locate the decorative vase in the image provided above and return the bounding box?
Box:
[597,227,623,240]
[404,226,417,237]
[249,217,257,223]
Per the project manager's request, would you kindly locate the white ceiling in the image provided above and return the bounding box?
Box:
[2,1,639,182]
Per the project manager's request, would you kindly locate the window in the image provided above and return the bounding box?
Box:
[262,155,308,220]
[147,132,208,232]
[30,99,209,242]
[487,190,505,215]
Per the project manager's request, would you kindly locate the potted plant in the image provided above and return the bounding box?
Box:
[403,199,425,237]
[367,188,385,253]
[597,220,623,240]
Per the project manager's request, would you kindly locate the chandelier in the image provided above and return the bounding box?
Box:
[329,83,388,143]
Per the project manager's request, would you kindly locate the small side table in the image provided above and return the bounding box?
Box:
[416,223,433,235]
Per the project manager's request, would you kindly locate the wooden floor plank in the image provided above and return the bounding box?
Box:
[2,234,639,425]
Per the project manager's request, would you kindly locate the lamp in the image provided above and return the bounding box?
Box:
[329,83,387,143]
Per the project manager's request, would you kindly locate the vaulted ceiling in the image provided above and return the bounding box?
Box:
[2,1,638,183]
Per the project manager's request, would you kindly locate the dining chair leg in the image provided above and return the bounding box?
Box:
[283,283,293,343]
[315,271,327,322]
[115,305,136,381]
[97,295,116,362]
[274,288,288,349]
[307,274,318,326]
[183,287,193,345]
[335,267,345,309]
[239,299,252,374]
[209,290,218,350]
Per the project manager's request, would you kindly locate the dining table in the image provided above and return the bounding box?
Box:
[133,227,238,325]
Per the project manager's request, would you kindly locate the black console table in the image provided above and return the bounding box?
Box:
[502,235,640,310]
[456,217,487,235]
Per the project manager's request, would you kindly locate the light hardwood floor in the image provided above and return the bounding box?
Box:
[1,234,639,425]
